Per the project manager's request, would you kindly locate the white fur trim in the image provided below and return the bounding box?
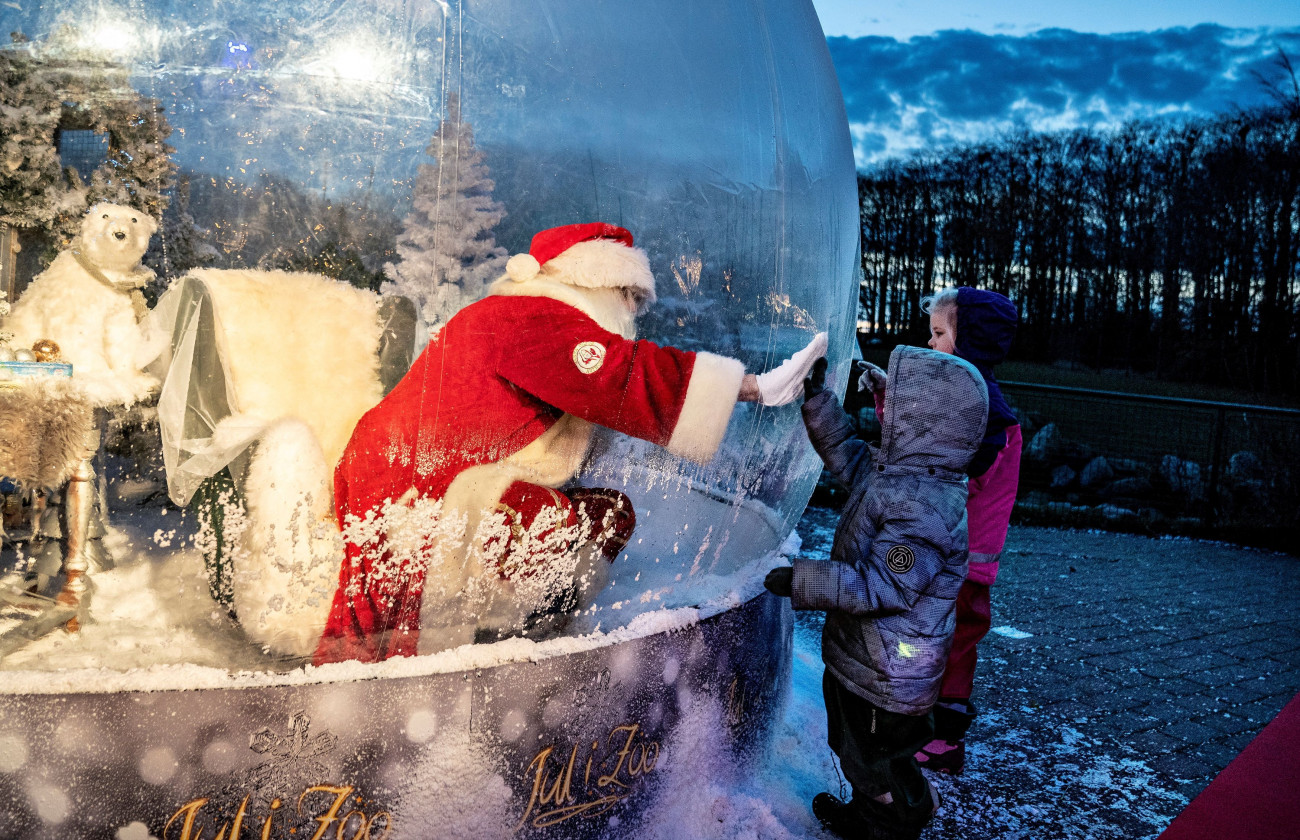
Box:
[503,413,596,487]
[507,253,540,282]
[233,418,344,658]
[190,268,385,471]
[539,239,656,303]
[666,351,744,464]
[487,276,637,339]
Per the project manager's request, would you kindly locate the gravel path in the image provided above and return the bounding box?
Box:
[793,508,1300,839]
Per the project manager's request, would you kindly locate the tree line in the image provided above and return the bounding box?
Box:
[857,72,1300,397]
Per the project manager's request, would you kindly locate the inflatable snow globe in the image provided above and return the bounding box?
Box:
[0,0,858,836]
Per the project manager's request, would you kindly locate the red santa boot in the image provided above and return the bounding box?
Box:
[481,482,579,583]
[476,483,636,641]
[569,487,636,561]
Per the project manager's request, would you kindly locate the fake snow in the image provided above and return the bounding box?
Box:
[116,823,157,840]
[388,687,516,840]
[405,708,438,743]
[200,740,241,774]
[0,497,784,694]
[622,610,1189,840]
[138,747,179,785]
[2,506,1192,838]
[0,734,27,773]
[26,780,69,824]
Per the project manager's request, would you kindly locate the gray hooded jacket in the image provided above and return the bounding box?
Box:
[792,345,989,715]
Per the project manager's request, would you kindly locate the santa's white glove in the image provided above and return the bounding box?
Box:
[856,361,887,394]
[755,332,828,406]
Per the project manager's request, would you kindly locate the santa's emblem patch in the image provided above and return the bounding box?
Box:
[572,341,606,374]
[885,545,915,573]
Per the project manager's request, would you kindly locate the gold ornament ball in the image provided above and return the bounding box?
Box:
[32,339,61,362]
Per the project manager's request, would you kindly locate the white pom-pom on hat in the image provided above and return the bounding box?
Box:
[507,253,541,283]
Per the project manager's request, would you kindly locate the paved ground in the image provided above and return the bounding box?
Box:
[793,508,1300,839]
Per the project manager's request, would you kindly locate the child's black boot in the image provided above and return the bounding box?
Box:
[812,781,939,840]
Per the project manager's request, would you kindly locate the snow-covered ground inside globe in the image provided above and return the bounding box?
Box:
[0,505,279,677]
[0,482,788,688]
[1,497,1217,839]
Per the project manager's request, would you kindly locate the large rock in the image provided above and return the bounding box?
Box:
[1079,456,1115,488]
[1025,423,1093,468]
[1226,451,1264,484]
[1025,423,1061,464]
[1107,458,1150,477]
[1050,464,1077,489]
[1100,476,1156,500]
[1160,455,1205,500]
[1099,504,1139,524]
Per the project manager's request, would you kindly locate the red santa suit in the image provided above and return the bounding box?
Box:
[315,224,745,664]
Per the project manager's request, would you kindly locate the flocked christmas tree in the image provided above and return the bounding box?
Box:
[1,285,11,349]
[0,46,73,233]
[383,93,507,340]
[0,31,183,267]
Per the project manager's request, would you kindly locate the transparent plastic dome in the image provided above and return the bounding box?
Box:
[0,0,858,678]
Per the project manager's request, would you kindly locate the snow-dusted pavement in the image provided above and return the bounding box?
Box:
[708,509,1300,840]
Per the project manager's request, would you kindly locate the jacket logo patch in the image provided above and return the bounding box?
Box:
[885,545,915,574]
[573,341,606,374]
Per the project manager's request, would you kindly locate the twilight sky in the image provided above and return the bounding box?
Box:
[808,0,1300,168]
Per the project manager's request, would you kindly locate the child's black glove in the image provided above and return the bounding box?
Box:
[764,566,793,597]
[803,357,828,400]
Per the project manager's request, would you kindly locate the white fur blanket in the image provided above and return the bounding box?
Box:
[157,269,386,658]
[188,268,385,472]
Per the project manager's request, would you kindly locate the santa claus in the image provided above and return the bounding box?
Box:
[315,223,825,664]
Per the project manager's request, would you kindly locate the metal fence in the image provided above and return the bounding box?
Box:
[1003,382,1300,548]
[816,380,1300,551]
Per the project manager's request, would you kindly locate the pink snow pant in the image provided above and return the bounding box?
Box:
[939,578,992,701]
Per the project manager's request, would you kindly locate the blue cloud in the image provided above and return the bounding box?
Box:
[828,25,1300,167]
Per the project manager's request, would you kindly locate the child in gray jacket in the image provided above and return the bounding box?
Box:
[765,345,988,840]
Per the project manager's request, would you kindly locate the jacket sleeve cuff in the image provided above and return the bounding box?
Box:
[665,351,745,465]
[789,558,820,611]
[790,557,871,614]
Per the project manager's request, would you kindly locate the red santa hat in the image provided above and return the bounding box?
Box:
[505,222,656,303]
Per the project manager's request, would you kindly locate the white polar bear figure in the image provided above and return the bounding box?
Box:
[6,203,161,407]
